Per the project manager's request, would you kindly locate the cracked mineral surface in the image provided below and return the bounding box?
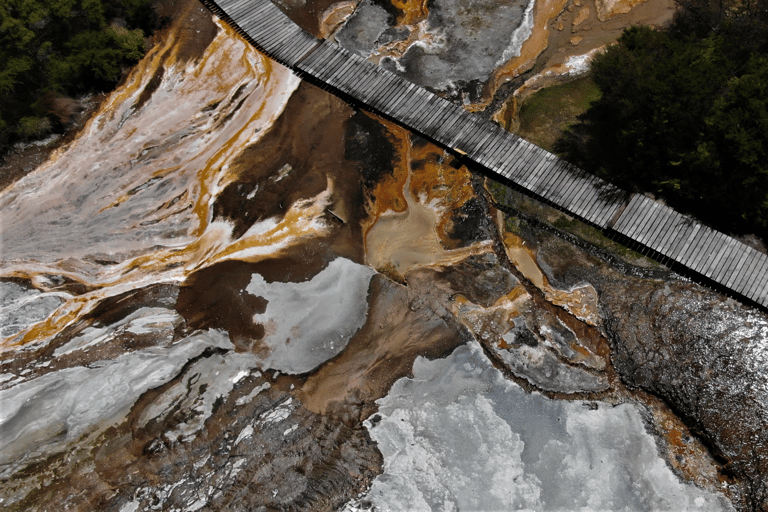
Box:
[0,0,765,510]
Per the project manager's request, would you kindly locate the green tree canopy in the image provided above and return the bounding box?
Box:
[558,16,768,236]
[0,0,160,151]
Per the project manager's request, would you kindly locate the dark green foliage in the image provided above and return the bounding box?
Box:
[0,0,159,153]
[557,3,768,236]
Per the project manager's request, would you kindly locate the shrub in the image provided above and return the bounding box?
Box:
[17,116,52,139]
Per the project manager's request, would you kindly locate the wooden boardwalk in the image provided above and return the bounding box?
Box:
[200,0,768,308]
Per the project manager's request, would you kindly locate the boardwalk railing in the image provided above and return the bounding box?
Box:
[200,0,768,308]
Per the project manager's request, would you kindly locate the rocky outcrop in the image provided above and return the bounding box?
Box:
[600,280,768,510]
[532,219,768,510]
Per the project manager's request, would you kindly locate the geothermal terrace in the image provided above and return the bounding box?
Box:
[201,0,768,309]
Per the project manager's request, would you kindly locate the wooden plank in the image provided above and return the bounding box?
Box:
[448,112,479,148]
[399,88,431,125]
[439,110,466,146]
[226,0,256,19]
[230,1,272,24]
[613,194,645,235]
[429,108,463,146]
[481,127,513,165]
[635,202,666,248]
[359,62,386,100]
[755,279,768,306]
[584,187,617,227]
[536,161,572,205]
[432,108,461,142]
[326,51,356,82]
[534,154,566,193]
[520,153,552,195]
[465,126,496,157]
[283,35,318,64]
[627,198,660,246]
[475,129,513,170]
[548,163,587,213]
[563,170,602,218]
[420,98,448,136]
[501,138,533,178]
[745,257,768,300]
[495,138,529,177]
[381,81,414,115]
[353,67,381,103]
[516,147,548,188]
[575,178,611,223]
[314,47,344,81]
[536,161,571,205]
[375,78,405,114]
[579,177,619,226]
[457,118,489,151]
[257,21,295,47]
[410,94,440,130]
[652,208,685,257]
[440,114,473,149]
[529,155,562,198]
[298,42,335,75]
[643,204,677,255]
[372,80,402,113]
[673,222,702,266]
[731,250,758,293]
[454,116,485,150]
[699,232,732,277]
[743,253,767,295]
[395,84,426,124]
[516,144,547,182]
[737,251,763,298]
[235,0,270,19]
[677,226,707,268]
[704,235,736,280]
[482,130,515,170]
[528,155,560,196]
[509,142,542,181]
[625,196,657,241]
[349,61,378,100]
[486,140,515,177]
[240,8,288,40]
[327,56,358,88]
[612,193,643,233]
[666,216,696,261]
[723,246,752,289]
[688,229,721,272]
[238,14,279,42]
[682,226,715,270]
[732,249,762,293]
[757,273,768,306]
[747,264,768,303]
[712,238,744,283]
[368,70,399,108]
[659,210,692,258]
[718,240,751,285]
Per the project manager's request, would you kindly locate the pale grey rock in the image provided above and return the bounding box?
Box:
[245,257,375,374]
[0,328,232,479]
[493,338,610,393]
[382,0,533,93]
[0,281,68,338]
[351,340,733,511]
[336,0,392,56]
